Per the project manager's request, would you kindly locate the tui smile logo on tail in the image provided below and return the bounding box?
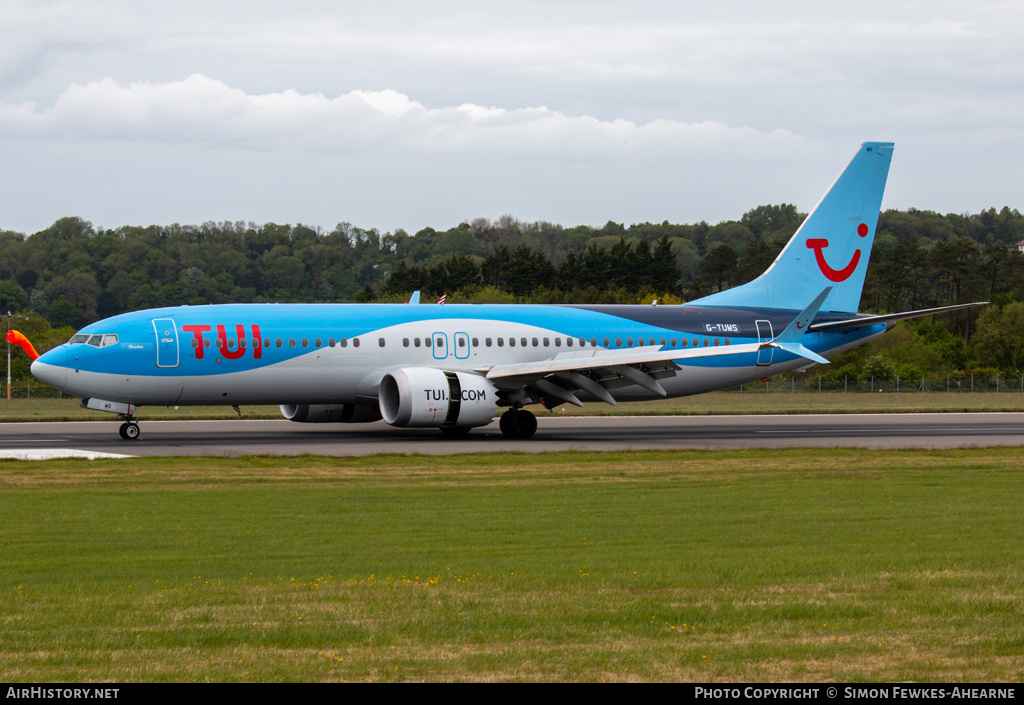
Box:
[805,223,870,282]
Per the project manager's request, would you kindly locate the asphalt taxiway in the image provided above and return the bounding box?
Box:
[0,413,1022,458]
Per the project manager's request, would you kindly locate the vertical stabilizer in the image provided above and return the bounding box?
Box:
[692,142,893,314]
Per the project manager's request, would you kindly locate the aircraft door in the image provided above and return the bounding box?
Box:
[454,332,470,359]
[153,318,180,368]
[432,332,448,360]
[755,320,773,366]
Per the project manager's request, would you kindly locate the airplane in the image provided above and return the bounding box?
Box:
[28,142,986,440]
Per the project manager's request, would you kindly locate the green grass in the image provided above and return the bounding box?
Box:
[1,390,1023,422]
[2,449,1023,681]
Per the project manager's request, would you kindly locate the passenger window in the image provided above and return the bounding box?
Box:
[638,338,645,347]
[459,338,466,347]
[414,338,421,347]
[425,338,431,348]
[532,338,539,347]
[704,338,710,347]
[693,338,699,347]
[301,338,309,348]
[603,337,610,347]
[315,338,322,348]
[498,338,504,347]
[714,338,720,346]
[403,338,409,347]
[379,338,386,347]
[724,338,731,345]
[436,337,444,348]
[204,339,211,348]
[191,338,198,348]
[353,338,360,348]
[340,338,347,348]
[486,338,492,347]
[289,339,296,348]
[616,338,622,347]
[329,338,336,347]
[276,338,283,348]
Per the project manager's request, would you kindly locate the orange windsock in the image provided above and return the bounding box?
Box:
[6,330,39,361]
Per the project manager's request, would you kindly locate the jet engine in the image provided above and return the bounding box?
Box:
[379,368,498,428]
[279,404,382,423]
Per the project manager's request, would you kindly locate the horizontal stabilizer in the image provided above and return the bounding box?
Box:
[772,342,830,366]
[809,302,989,332]
[759,288,833,366]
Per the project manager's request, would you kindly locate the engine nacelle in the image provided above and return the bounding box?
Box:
[379,368,498,428]
[280,404,382,423]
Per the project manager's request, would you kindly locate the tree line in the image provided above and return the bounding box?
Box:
[2,204,1023,383]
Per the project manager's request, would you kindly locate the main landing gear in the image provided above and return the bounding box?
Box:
[499,408,537,439]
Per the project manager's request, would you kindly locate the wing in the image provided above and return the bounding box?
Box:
[480,289,833,407]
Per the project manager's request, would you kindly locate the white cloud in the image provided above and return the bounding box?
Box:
[0,74,803,158]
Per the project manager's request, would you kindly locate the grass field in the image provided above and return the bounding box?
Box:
[2,449,1023,682]
[0,390,1022,423]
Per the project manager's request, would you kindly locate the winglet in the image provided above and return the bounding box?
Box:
[763,287,832,365]
[405,291,421,305]
[7,330,39,361]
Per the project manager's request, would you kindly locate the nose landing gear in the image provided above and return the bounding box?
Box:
[118,421,140,440]
[80,398,141,440]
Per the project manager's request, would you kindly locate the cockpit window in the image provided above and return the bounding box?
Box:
[70,333,118,347]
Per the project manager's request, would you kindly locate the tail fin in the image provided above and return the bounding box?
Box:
[693,141,894,314]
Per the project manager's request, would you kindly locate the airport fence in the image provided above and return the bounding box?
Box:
[731,373,1024,394]
[2,379,66,399]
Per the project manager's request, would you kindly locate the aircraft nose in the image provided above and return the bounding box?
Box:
[30,346,68,389]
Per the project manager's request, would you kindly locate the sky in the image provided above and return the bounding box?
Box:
[1,0,1022,236]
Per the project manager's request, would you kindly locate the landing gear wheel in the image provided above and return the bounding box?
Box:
[499,409,516,437]
[513,410,537,439]
[119,422,140,440]
[500,409,537,439]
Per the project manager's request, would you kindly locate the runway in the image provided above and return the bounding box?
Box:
[1,412,1023,458]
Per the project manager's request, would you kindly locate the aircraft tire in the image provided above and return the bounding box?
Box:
[499,409,517,437]
[507,409,540,438]
[121,422,140,440]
